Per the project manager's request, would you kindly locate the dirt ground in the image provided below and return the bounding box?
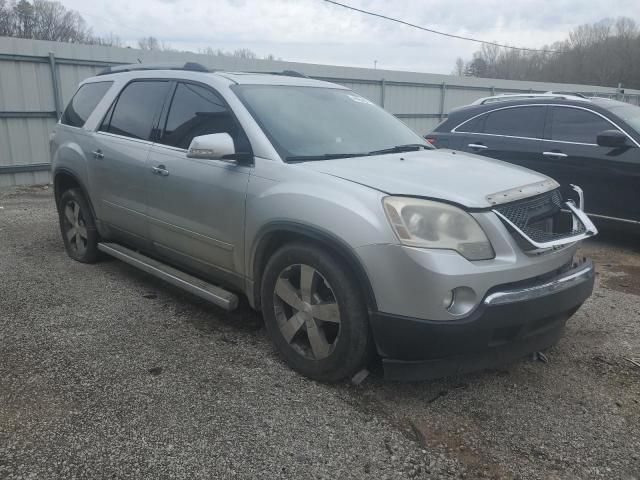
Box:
[1,186,639,479]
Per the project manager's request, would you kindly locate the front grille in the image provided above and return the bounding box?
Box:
[494,189,587,248]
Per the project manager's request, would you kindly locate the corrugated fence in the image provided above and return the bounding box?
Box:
[2,36,640,186]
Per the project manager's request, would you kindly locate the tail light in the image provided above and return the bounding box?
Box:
[425,136,437,145]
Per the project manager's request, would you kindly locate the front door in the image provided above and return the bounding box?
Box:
[542,106,640,221]
[145,81,252,280]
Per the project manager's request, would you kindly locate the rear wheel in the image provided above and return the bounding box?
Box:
[261,243,373,382]
[58,188,100,263]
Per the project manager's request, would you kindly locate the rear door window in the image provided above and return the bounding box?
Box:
[102,81,170,141]
[550,107,613,144]
[159,82,238,149]
[61,81,113,127]
[483,106,546,138]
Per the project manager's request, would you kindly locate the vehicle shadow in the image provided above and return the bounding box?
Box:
[100,256,264,336]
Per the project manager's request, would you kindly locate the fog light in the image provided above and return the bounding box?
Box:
[445,287,477,316]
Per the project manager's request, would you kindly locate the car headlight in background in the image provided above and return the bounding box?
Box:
[383,196,495,260]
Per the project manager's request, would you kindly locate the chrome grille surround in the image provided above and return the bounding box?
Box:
[493,188,597,250]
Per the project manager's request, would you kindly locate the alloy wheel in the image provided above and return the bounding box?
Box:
[273,264,341,360]
[62,199,88,256]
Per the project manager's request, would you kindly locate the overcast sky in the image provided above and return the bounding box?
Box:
[63,0,640,74]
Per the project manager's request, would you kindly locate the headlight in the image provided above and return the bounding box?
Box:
[383,196,495,260]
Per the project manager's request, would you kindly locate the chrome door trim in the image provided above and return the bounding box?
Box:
[468,143,488,149]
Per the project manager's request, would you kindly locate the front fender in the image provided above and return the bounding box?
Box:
[244,160,398,309]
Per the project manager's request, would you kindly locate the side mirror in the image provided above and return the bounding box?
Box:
[187,133,236,160]
[596,129,629,148]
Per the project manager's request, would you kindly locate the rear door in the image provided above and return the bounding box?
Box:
[91,80,171,242]
[146,81,252,281]
[456,105,547,170]
[541,105,640,221]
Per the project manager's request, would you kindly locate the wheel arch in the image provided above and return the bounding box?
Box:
[250,221,378,313]
[53,168,97,221]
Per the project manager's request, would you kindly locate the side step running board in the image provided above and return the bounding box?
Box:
[98,242,239,311]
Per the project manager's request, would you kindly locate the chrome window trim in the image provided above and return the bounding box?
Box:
[152,143,187,153]
[451,103,640,148]
[149,139,255,169]
[95,131,154,146]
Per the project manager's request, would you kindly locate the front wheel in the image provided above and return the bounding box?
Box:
[58,188,100,263]
[260,243,373,382]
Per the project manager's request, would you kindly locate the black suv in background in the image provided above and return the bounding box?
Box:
[426,94,640,228]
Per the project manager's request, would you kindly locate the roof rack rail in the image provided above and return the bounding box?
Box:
[471,93,591,105]
[247,70,309,78]
[545,91,589,98]
[280,70,308,78]
[97,62,210,76]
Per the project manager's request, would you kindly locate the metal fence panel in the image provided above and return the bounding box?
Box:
[1,36,640,186]
[337,81,382,105]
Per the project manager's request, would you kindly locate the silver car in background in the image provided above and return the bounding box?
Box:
[51,63,597,381]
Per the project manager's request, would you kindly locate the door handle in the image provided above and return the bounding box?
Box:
[542,151,568,158]
[468,143,488,150]
[152,165,170,177]
[92,149,104,160]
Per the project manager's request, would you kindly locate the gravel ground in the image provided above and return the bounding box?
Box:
[1,186,638,480]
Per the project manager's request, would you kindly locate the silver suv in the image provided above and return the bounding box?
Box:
[51,63,597,382]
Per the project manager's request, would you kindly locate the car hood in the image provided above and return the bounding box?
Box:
[297,149,554,208]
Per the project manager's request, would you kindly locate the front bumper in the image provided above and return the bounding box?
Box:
[370,260,595,381]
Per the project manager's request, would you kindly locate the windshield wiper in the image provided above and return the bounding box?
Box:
[285,153,367,162]
[367,144,430,156]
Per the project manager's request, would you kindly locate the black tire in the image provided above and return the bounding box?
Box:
[58,188,100,263]
[261,242,373,382]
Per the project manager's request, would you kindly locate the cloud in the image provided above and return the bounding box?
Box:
[64,0,640,73]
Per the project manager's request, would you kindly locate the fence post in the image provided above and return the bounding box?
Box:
[380,78,386,108]
[439,82,447,121]
[48,52,63,118]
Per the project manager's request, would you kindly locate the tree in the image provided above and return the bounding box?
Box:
[464,55,488,77]
[0,0,92,42]
[452,57,464,76]
[199,46,281,60]
[89,33,123,47]
[455,17,640,89]
[232,48,257,59]
[0,0,14,36]
[13,0,35,38]
[138,36,158,50]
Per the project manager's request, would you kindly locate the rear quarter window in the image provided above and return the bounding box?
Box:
[455,114,485,133]
[61,81,113,128]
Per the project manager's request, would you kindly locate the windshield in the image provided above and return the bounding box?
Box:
[232,85,430,160]
[603,102,640,133]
